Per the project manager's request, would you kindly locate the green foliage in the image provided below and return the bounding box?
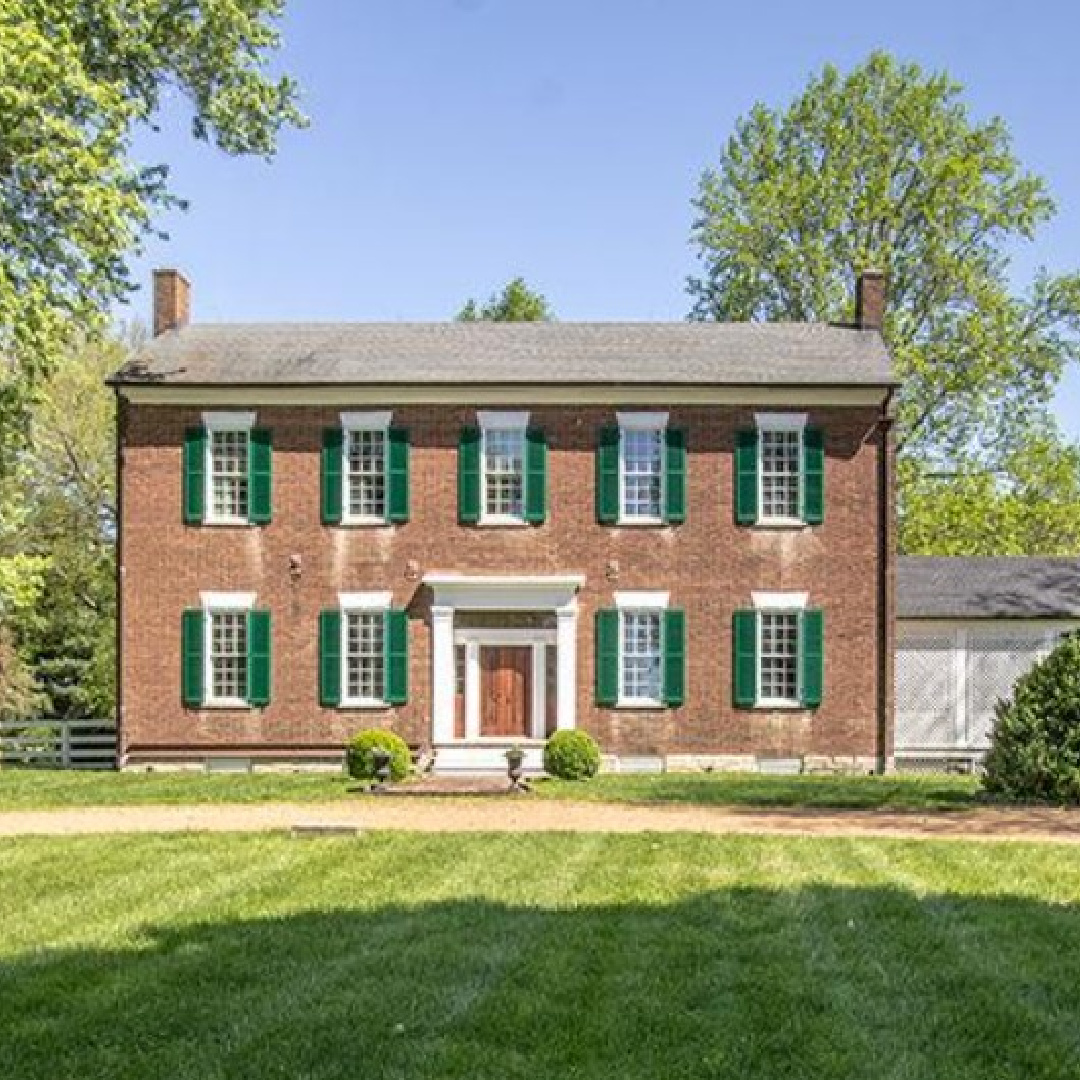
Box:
[984,634,1080,803]
[543,730,601,781]
[345,728,411,784]
[456,277,554,322]
[689,51,1080,555]
[0,0,305,458]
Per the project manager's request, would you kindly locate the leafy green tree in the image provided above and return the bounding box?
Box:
[456,277,554,322]
[688,52,1080,552]
[0,0,305,465]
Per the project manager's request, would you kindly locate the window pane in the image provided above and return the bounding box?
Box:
[210,430,249,521]
[345,611,385,702]
[621,610,662,701]
[483,428,525,518]
[760,611,799,702]
[346,429,387,519]
[622,427,662,519]
[760,429,800,520]
[210,611,247,702]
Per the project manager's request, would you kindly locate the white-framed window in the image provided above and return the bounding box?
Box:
[342,412,392,524]
[618,412,667,524]
[201,591,256,707]
[202,412,256,524]
[340,592,391,707]
[615,591,668,707]
[756,413,805,524]
[479,411,528,524]
[753,591,808,707]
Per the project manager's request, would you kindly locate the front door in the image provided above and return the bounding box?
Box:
[480,646,532,738]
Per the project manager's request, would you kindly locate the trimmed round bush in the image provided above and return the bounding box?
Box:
[543,730,601,781]
[345,728,411,784]
[983,633,1080,803]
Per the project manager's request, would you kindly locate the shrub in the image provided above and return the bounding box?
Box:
[983,633,1080,803]
[543,730,601,780]
[345,728,411,784]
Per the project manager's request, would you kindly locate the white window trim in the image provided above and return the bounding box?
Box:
[341,411,393,526]
[339,591,392,708]
[615,592,668,709]
[202,412,257,526]
[201,591,256,709]
[755,412,807,528]
[478,411,530,526]
[752,593,805,708]
[616,412,668,526]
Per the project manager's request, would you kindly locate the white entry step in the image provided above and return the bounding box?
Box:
[432,744,546,775]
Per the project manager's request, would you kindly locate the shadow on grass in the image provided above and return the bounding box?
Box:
[3,885,1078,1079]
[534,772,985,812]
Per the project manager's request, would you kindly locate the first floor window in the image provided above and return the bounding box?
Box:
[759,611,799,704]
[209,428,250,522]
[346,427,387,520]
[621,426,663,520]
[621,609,662,703]
[483,426,525,519]
[760,427,801,521]
[209,610,248,703]
[345,610,385,704]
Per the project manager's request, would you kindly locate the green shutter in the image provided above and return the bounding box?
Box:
[319,609,341,707]
[664,427,687,524]
[596,425,620,525]
[663,608,686,706]
[181,608,204,707]
[458,425,481,524]
[732,610,758,708]
[247,608,271,706]
[321,428,343,526]
[595,608,619,706]
[182,426,206,525]
[800,608,824,708]
[735,429,758,526]
[248,428,272,524]
[802,426,825,525]
[384,608,408,705]
[388,426,410,523]
[525,427,548,524]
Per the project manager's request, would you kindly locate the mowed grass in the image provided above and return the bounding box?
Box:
[0,767,982,812]
[3,832,1080,1079]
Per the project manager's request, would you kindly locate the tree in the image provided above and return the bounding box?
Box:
[0,0,305,467]
[688,52,1080,552]
[456,278,554,322]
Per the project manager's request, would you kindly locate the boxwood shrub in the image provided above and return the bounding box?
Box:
[544,730,601,780]
[983,633,1080,803]
[345,728,411,784]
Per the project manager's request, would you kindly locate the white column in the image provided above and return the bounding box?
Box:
[532,643,547,739]
[556,602,577,730]
[465,641,481,740]
[431,605,456,744]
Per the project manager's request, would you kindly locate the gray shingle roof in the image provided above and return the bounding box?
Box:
[111,321,894,386]
[898,557,1080,619]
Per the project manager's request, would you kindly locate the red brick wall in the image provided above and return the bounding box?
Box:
[118,403,891,762]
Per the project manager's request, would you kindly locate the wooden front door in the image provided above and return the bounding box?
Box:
[480,646,532,738]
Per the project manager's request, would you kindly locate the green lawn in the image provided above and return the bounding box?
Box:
[0,767,983,812]
[4,832,1080,1079]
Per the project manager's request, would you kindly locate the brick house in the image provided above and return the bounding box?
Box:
[110,269,896,773]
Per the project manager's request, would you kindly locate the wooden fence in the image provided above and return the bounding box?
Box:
[0,720,117,770]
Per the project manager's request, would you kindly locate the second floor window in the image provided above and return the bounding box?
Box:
[621,427,663,521]
[483,423,526,521]
[210,429,250,523]
[346,428,387,520]
[209,609,248,704]
[345,610,385,705]
[760,428,801,521]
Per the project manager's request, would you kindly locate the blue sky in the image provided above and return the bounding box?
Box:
[130,0,1080,436]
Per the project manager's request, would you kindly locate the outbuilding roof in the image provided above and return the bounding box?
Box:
[111,321,894,387]
[898,557,1080,620]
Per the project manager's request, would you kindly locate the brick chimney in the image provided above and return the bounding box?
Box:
[855,269,885,331]
[153,269,191,336]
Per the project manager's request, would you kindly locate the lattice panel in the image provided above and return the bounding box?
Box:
[965,634,1051,750]
[895,635,956,751]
